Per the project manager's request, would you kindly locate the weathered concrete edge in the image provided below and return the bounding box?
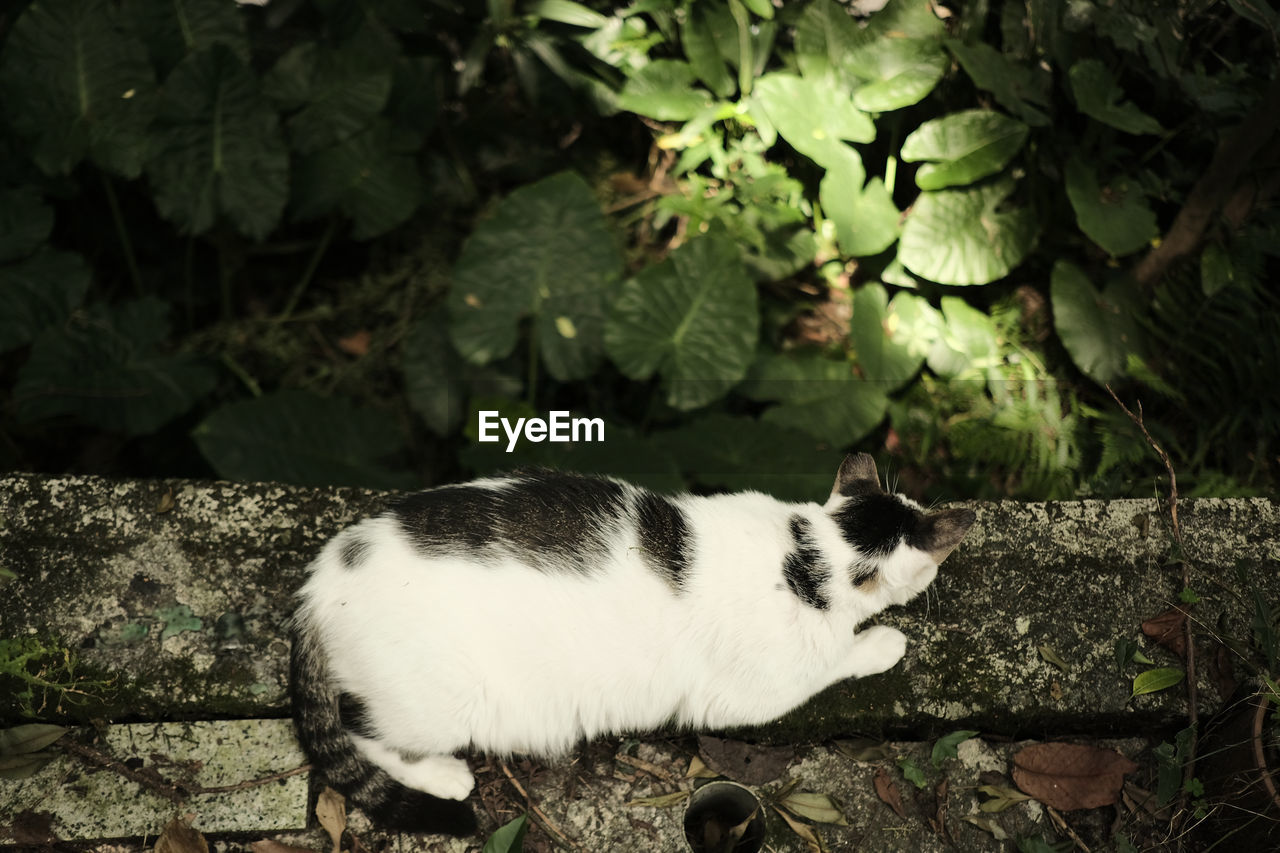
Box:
[2,473,1278,741]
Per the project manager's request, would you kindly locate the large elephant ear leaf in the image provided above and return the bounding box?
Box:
[146,46,289,240]
[449,171,622,381]
[605,227,759,411]
[0,0,156,178]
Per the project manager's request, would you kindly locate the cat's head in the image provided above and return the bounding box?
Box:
[823,453,975,605]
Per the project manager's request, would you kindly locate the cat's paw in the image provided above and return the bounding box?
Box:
[399,755,476,801]
[845,625,908,678]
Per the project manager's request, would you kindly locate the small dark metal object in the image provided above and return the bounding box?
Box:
[683,781,766,853]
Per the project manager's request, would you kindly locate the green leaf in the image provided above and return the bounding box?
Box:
[899,178,1037,285]
[0,752,60,780]
[192,390,416,489]
[530,0,608,27]
[605,227,757,410]
[402,308,466,436]
[1132,667,1185,697]
[946,40,1050,127]
[741,351,889,447]
[1050,261,1144,384]
[616,60,712,120]
[0,187,55,264]
[901,110,1029,190]
[291,122,422,239]
[146,46,289,240]
[0,724,68,756]
[14,298,215,435]
[1114,637,1138,673]
[0,0,156,177]
[654,414,831,502]
[483,814,529,853]
[264,35,395,154]
[851,287,937,391]
[752,72,874,170]
[897,755,928,789]
[1200,242,1254,298]
[793,0,861,84]
[820,154,900,258]
[0,249,92,353]
[682,7,735,97]
[450,171,622,381]
[1069,60,1163,135]
[1064,158,1157,256]
[842,0,946,112]
[926,296,999,379]
[850,41,946,112]
[126,0,249,75]
[931,730,979,767]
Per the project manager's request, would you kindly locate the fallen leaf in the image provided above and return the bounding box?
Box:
[931,730,979,767]
[897,755,928,789]
[337,330,372,357]
[1131,667,1184,697]
[250,842,318,853]
[1011,742,1138,810]
[154,817,208,853]
[977,784,1034,813]
[685,755,719,779]
[697,735,793,786]
[778,791,848,826]
[772,804,824,853]
[833,738,891,762]
[627,790,691,808]
[156,488,176,513]
[0,752,60,780]
[930,777,949,835]
[1038,645,1071,673]
[1141,607,1188,658]
[873,765,907,818]
[11,810,58,846]
[315,787,346,853]
[963,814,1009,840]
[0,724,68,755]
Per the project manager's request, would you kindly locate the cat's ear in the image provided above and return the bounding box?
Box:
[914,507,976,565]
[831,453,881,498]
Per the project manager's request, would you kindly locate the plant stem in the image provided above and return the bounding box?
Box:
[277,217,338,322]
[100,171,143,297]
[220,353,263,397]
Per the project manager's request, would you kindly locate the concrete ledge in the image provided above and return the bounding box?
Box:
[3,473,1276,736]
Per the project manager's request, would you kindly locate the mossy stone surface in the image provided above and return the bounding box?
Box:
[2,474,1278,740]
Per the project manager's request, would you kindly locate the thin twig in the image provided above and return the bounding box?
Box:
[1106,385,1199,847]
[499,761,580,849]
[61,739,185,803]
[188,763,313,795]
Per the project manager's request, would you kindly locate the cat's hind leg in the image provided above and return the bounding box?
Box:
[350,735,475,800]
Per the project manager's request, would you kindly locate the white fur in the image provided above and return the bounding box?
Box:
[295,487,941,800]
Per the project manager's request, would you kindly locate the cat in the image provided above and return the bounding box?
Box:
[289,453,974,834]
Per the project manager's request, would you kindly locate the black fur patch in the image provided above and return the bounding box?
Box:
[339,535,372,569]
[831,494,918,557]
[338,692,378,740]
[634,492,691,590]
[782,516,830,610]
[390,470,627,574]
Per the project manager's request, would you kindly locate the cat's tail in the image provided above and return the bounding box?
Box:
[288,614,477,836]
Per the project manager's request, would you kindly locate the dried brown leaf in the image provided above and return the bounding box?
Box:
[832,737,891,762]
[772,804,824,853]
[963,814,1009,840]
[337,330,372,357]
[1141,606,1188,658]
[0,724,67,756]
[873,765,907,818]
[626,790,690,808]
[778,791,848,826]
[153,817,208,853]
[315,787,346,853]
[697,735,793,786]
[1011,743,1138,811]
[685,755,719,779]
[976,784,1034,813]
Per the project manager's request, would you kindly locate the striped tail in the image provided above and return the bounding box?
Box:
[288,616,476,835]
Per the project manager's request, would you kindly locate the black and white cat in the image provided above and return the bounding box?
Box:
[290,454,974,834]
